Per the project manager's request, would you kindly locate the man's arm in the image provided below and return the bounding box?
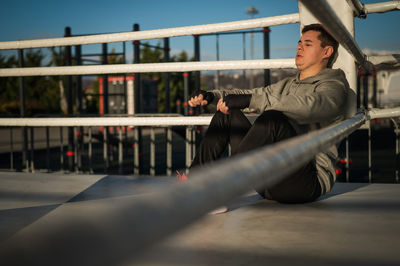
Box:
[249,79,348,124]
[188,77,289,111]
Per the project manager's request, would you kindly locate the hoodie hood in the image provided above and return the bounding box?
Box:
[295,68,349,86]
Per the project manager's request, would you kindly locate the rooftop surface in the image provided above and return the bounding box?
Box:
[0,172,399,266]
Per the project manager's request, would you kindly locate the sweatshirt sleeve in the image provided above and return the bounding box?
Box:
[210,78,289,107]
[209,87,256,105]
[249,78,348,124]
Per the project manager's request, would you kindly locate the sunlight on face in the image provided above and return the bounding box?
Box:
[295,30,326,73]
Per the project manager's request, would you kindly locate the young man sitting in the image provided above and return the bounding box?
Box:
[187,24,350,205]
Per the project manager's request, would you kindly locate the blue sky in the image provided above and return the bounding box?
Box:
[1,0,399,64]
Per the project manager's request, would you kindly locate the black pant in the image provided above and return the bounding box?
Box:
[191,109,321,203]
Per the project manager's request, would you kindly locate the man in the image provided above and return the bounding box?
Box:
[187,23,350,204]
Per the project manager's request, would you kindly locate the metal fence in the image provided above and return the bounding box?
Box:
[0,115,214,175]
[1,1,400,265]
[0,113,399,183]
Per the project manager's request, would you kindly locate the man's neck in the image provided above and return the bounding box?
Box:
[299,65,327,80]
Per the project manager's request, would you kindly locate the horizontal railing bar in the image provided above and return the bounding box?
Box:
[369,107,400,119]
[0,116,213,127]
[0,58,296,77]
[202,29,265,36]
[0,108,398,127]
[0,14,300,50]
[367,54,400,66]
[0,113,366,266]
[364,1,400,14]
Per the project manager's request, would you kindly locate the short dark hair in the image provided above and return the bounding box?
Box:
[302,23,339,68]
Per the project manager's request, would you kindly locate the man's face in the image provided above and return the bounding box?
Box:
[295,30,328,72]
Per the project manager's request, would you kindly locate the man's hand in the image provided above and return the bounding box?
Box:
[188,93,208,107]
[217,98,229,114]
[217,94,251,114]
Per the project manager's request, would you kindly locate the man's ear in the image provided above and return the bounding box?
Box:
[323,46,334,59]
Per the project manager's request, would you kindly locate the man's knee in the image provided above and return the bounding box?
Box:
[209,111,228,127]
[256,110,288,124]
[251,110,297,144]
[211,109,244,125]
[253,110,292,131]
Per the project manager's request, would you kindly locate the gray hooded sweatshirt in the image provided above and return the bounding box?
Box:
[209,68,350,195]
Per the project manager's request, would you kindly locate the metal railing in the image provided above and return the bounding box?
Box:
[1,110,399,181]
[0,116,213,175]
[1,1,400,265]
[0,14,300,50]
[2,109,399,266]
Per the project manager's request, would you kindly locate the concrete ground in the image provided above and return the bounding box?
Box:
[0,172,399,266]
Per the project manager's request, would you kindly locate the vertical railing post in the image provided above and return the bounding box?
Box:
[167,127,172,176]
[183,73,189,116]
[363,73,369,109]
[75,45,83,114]
[133,128,139,175]
[102,43,109,172]
[75,44,83,171]
[357,68,361,109]
[65,26,74,172]
[18,49,28,171]
[367,120,372,182]
[263,27,271,86]
[150,128,156,176]
[242,33,247,89]
[60,127,64,171]
[102,43,109,115]
[122,42,128,114]
[193,34,201,115]
[192,127,196,161]
[30,127,35,173]
[372,70,377,108]
[88,127,93,174]
[74,127,78,173]
[396,127,399,183]
[345,137,350,182]
[185,127,196,173]
[46,127,50,172]
[185,127,192,173]
[133,23,141,114]
[194,35,201,92]
[133,23,143,174]
[10,128,14,170]
[118,127,124,174]
[164,38,171,113]
[103,128,108,172]
[216,34,220,89]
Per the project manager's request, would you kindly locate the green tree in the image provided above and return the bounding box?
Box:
[0,54,19,114]
[25,49,60,114]
[0,49,61,115]
[49,46,101,115]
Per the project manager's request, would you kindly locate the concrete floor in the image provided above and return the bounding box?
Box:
[0,172,399,266]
